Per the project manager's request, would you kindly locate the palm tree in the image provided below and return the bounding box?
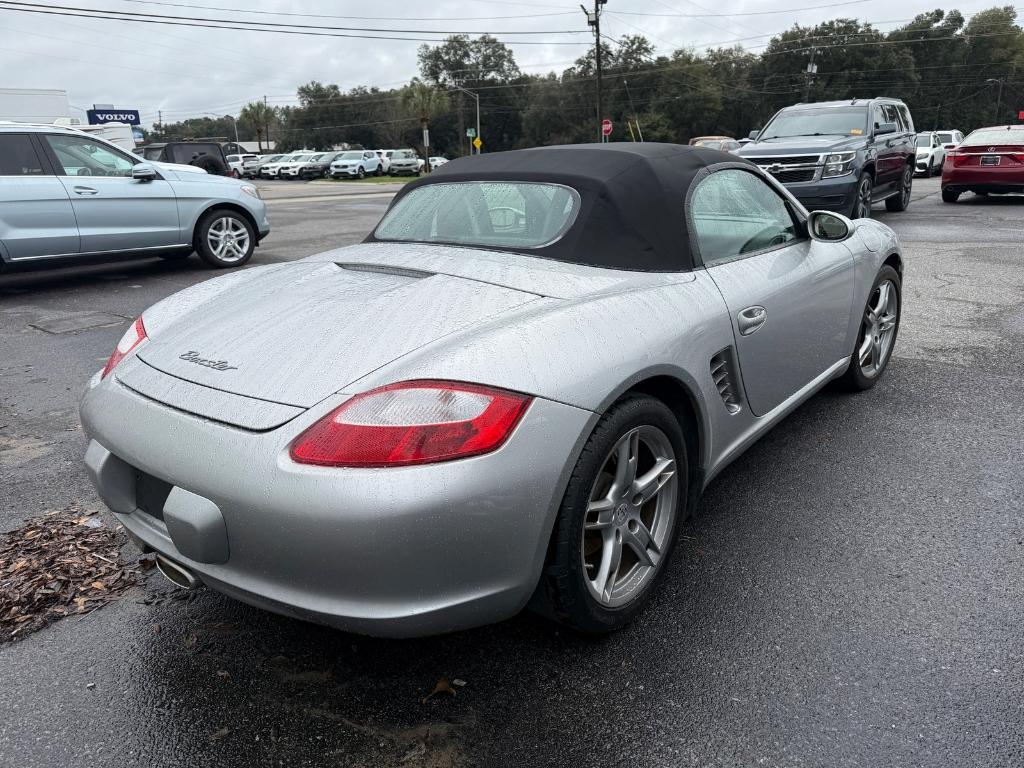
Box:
[239,101,278,152]
[400,79,449,172]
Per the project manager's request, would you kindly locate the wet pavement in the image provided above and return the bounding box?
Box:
[1,179,1022,767]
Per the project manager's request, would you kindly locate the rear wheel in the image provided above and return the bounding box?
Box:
[851,172,873,219]
[194,210,255,269]
[941,187,961,203]
[885,165,913,212]
[536,395,687,634]
[836,265,901,391]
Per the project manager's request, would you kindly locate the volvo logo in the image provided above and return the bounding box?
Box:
[988,147,996,152]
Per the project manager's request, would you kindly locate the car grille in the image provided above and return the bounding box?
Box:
[751,155,820,166]
[772,169,816,183]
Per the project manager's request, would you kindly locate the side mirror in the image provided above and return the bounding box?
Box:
[807,210,853,242]
[747,129,760,141]
[132,163,157,182]
[874,122,897,136]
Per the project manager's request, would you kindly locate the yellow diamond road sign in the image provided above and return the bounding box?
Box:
[473,137,482,150]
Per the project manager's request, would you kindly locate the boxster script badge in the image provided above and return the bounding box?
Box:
[179,351,238,371]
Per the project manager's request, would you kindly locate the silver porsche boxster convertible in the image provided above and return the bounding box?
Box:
[81,143,903,637]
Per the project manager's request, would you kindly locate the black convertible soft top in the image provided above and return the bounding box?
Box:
[367,142,752,272]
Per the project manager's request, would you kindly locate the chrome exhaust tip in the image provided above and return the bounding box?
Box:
[155,553,201,590]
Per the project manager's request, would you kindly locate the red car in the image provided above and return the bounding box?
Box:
[941,124,1024,202]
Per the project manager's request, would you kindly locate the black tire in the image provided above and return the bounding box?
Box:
[193,209,255,269]
[885,165,913,212]
[922,163,931,178]
[534,395,688,634]
[941,187,961,203]
[357,167,365,179]
[851,172,873,219]
[835,265,901,392]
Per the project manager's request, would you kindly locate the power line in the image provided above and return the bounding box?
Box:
[111,0,578,22]
[0,2,589,43]
[0,1,584,34]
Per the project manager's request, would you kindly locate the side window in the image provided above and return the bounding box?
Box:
[897,104,914,133]
[0,134,47,175]
[881,104,901,129]
[44,135,134,177]
[872,105,887,131]
[691,169,802,267]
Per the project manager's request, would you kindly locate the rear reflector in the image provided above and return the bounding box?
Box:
[289,380,532,467]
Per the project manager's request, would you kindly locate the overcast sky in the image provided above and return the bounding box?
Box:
[0,0,1008,128]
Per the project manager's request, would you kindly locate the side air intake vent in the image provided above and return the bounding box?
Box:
[710,349,743,414]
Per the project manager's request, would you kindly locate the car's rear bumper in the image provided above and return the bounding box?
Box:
[80,369,591,637]
[942,166,1024,193]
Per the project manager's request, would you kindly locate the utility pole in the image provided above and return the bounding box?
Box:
[987,78,1005,123]
[803,47,818,102]
[451,83,481,155]
[263,95,271,150]
[582,1,607,141]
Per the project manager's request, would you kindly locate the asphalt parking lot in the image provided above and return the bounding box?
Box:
[1,177,1022,767]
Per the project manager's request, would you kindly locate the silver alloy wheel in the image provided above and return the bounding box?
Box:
[582,425,678,608]
[856,176,872,218]
[206,216,250,264]
[858,279,899,376]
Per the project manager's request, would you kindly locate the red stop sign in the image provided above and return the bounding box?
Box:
[601,118,613,137]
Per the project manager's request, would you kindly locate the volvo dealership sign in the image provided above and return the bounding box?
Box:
[86,108,141,126]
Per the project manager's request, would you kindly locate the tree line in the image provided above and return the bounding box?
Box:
[149,6,1024,156]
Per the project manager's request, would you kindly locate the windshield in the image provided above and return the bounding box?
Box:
[963,128,1023,146]
[916,135,931,148]
[761,107,868,139]
[338,151,363,160]
[936,133,955,144]
[694,139,724,149]
[288,154,313,162]
[375,181,580,250]
[307,154,325,161]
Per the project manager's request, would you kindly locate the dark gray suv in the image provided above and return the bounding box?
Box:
[738,98,916,219]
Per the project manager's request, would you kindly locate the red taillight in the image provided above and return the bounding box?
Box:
[289,380,532,467]
[101,317,147,379]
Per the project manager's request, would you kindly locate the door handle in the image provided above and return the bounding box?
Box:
[737,305,767,336]
[73,186,99,196]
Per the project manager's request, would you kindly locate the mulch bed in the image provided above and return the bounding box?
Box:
[0,507,144,643]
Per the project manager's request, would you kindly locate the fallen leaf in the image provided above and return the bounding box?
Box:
[184,633,198,649]
[216,670,231,679]
[208,727,230,743]
[422,677,456,704]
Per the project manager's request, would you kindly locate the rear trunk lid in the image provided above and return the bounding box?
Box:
[136,260,541,408]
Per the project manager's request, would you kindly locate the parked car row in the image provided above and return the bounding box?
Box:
[236,147,448,181]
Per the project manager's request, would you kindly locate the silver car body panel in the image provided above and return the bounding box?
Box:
[79,174,901,637]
